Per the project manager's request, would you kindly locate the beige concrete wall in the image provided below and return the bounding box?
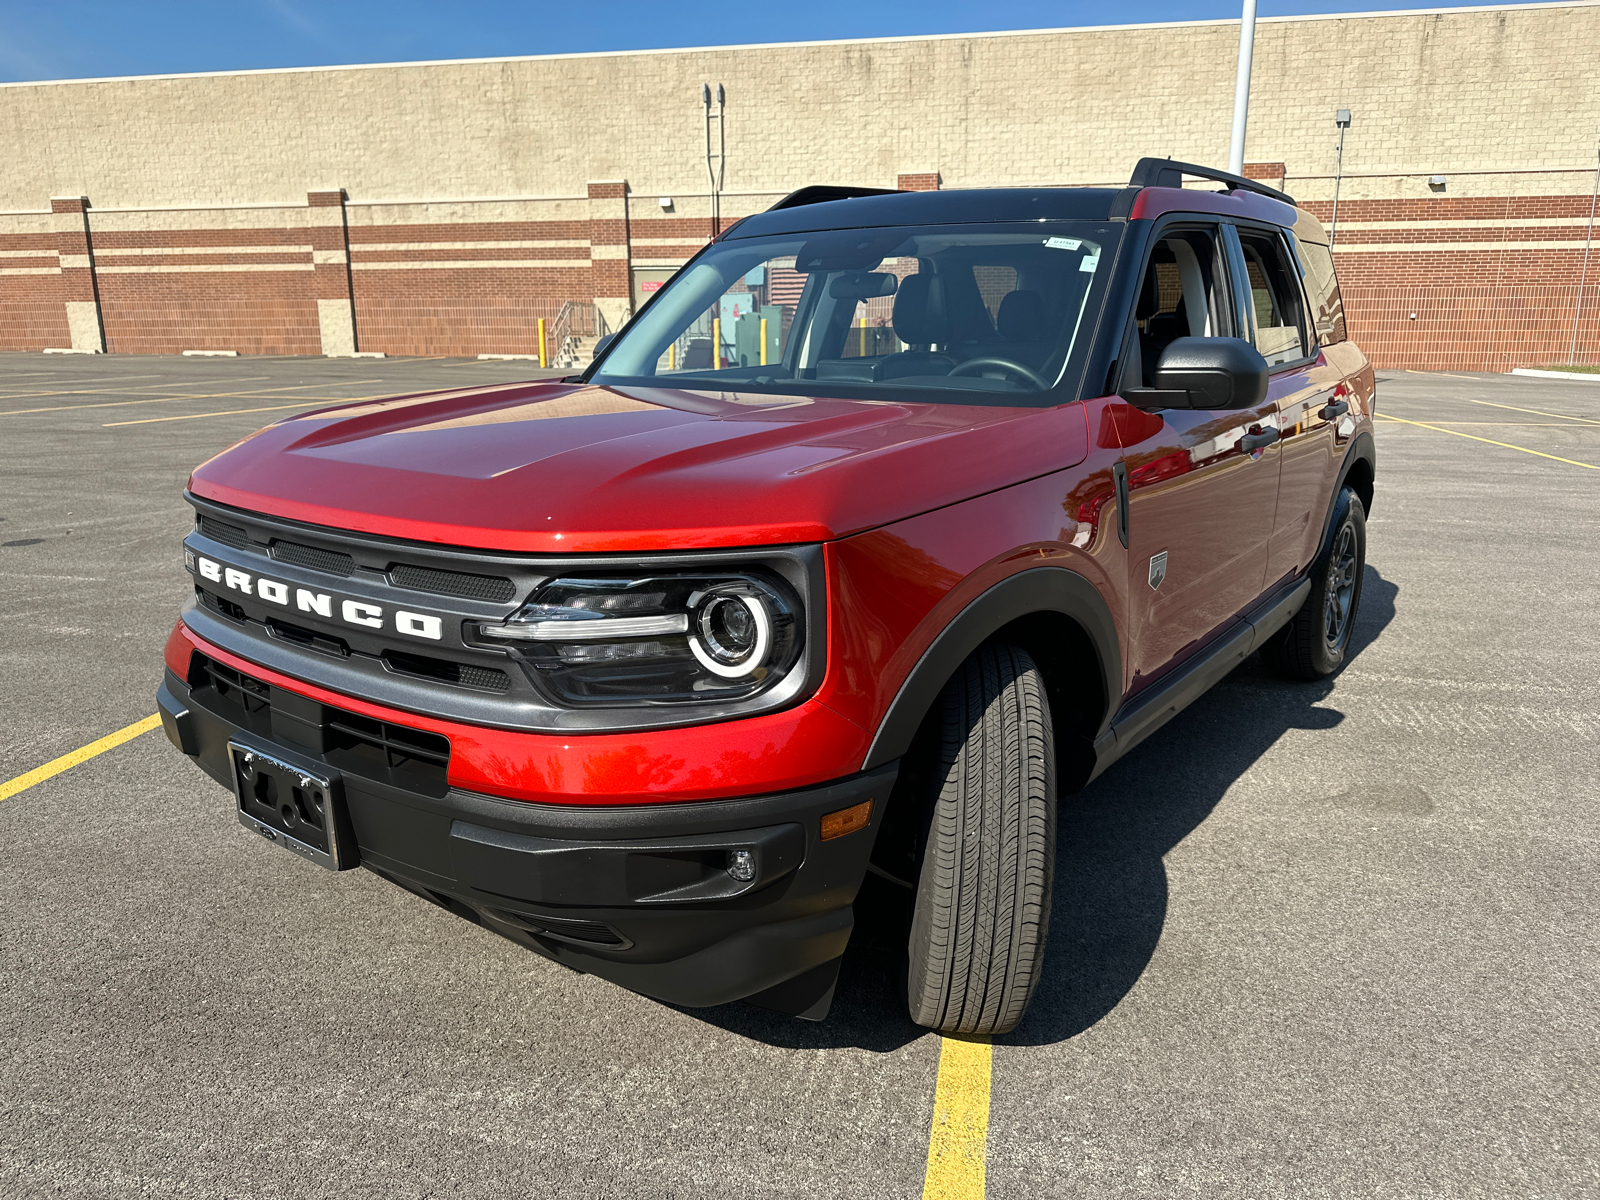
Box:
[1,3,1596,211]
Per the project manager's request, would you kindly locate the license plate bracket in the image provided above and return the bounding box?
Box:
[228,739,358,871]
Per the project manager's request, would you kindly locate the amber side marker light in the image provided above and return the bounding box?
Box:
[820,799,873,841]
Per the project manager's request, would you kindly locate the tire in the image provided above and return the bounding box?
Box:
[1261,487,1367,681]
[906,643,1055,1036]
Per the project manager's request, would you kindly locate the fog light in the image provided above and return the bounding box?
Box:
[727,849,755,882]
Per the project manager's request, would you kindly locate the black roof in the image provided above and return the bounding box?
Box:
[726,187,1124,238]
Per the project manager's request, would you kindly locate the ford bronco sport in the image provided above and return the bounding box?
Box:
[158,159,1375,1036]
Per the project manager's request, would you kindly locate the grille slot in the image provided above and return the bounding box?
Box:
[324,711,451,776]
[266,618,351,658]
[390,562,516,604]
[483,906,629,948]
[198,515,251,549]
[197,587,248,623]
[382,649,511,693]
[270,539,355,577]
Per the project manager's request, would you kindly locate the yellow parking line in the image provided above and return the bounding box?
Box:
[104,394,393,426]
[1376,414,1599,469]
[922,1036,992,1199]
[2,379,386,418]
[0,715,162,803]
[1460,397,1600,426]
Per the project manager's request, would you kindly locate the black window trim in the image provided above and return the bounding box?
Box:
[1111,213,1241,397]
[1224,218,1320,374]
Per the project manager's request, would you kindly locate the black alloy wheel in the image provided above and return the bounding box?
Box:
[1261,486,1368,681]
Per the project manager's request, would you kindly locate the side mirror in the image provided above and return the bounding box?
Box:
[1121,337,1269,410]
[592,332,618,360]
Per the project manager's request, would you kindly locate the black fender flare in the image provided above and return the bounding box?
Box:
[1314,430,1376,563]
[860,567,1122,772]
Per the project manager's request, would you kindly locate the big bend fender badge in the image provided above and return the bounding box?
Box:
[1148,551,1168,590]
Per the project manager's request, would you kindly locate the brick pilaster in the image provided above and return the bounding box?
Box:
[897,172,941,192]
[308,189,357,355]
[588,180,632,333]
[1243,162,1287,190]
[51,196,104,353]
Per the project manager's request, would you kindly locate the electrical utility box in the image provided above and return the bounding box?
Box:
[735,305,783,367]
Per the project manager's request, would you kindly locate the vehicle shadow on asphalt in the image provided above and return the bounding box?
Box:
[681,566,1398,1051]
[1008,564,1399,1046]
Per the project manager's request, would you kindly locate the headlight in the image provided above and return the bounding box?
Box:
[470,572,802,706]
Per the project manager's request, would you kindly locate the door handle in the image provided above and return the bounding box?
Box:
[1240,426,1280,453]
[1320,397,1350,420]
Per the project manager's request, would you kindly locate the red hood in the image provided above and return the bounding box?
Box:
[188,381,1090,552]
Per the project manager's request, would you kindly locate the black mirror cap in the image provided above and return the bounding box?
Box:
[1122,337,1270,410]
[593,332,619,359]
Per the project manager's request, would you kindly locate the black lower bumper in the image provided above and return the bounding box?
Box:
[158,670,895,1018]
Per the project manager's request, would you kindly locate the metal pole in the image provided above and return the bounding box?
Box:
[1329,110,1352,246]
[1228,0,1257,176]
[702,84,716,242]
[1568,144,1600,366]
[714,84,726,237]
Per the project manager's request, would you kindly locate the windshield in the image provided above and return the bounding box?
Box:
[590,221,1121,404]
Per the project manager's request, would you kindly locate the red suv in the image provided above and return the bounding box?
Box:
[158,159,1375,1036]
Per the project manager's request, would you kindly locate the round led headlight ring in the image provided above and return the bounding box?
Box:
[689,591,772,678]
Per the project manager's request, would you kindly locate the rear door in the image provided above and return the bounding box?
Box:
[1226,223,1342,584]
[1115,220,1283,697]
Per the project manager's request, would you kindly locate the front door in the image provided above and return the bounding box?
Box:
[1115,222,1283,697]
[1228,224,1342,585]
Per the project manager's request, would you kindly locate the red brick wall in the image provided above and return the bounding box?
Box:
[3,179,1596,370]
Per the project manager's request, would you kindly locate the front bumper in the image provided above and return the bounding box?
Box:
[159,668,895,1018]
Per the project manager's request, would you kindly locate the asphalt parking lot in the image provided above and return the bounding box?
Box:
[1,353,1596,1198]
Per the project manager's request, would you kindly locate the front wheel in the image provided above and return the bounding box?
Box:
[906,643,1055,1036]
[1261,487,1367,680]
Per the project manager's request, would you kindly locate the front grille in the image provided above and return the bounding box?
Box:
[269,539,355,577]
[381,649,511,693]
[187,653,450,795]
[390,562,516,604]
[198,515,251,549]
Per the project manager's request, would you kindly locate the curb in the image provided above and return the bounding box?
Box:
[1510,368,1600,382]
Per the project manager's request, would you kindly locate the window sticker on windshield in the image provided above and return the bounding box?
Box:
[1045,237,1082,250]
[1080,252,1101,273]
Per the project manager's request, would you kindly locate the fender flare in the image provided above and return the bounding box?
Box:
[860,567,1122,772]
[1314,430,1376,563]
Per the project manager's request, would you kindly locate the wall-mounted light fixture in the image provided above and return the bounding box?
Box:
[658,197,674,210]
[1428,175,1447,192]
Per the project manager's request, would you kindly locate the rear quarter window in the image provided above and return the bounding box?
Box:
[1295,239,1347,346]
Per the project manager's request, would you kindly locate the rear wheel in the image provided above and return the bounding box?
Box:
[1262,487,1367,680]
[906,643,1055,1036]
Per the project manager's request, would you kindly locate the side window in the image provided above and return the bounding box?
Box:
[1294,239,1347,346]
[1236,231,1309,367]
[1132,227,1228,385]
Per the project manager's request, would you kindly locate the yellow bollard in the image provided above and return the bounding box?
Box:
[859,317,867,357]
[712,317,721,368]
[760,317,768,366]
[538,317,548,368]
[668,342,676,371]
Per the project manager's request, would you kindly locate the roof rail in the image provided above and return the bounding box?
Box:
[766,185,904,212]
[1127,158,1296,206]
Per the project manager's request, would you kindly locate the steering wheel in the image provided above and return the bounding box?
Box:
[947,356,1050,391]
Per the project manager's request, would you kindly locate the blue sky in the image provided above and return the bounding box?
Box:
[0,0,1544,83]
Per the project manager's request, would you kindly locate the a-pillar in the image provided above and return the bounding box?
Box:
[308,189,357,356]
[897,172,941,192]
[51,196,104,353]
[587,181,632,334]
